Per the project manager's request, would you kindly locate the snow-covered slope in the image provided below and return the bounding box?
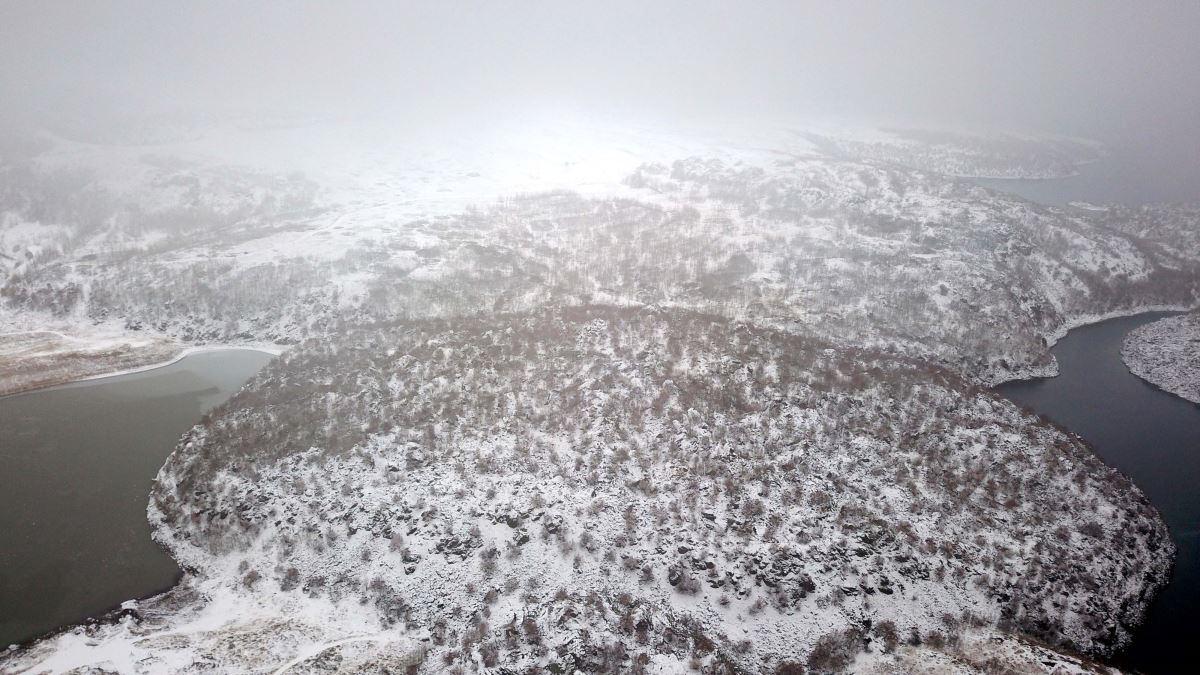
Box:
[3,128,1197,387]
[1122,311,1200,403]
[0,328,178,396]
[1,119,1193,673]
[3,307,1168,673]
[621,158,1199,384]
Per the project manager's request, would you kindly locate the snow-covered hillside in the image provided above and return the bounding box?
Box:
[1122,311,1200,404]
[3,307,1168,673]
[2,122,1197,390]
[1,119,1194,673]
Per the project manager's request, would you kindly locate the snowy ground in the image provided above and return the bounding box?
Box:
[2,576,424,674]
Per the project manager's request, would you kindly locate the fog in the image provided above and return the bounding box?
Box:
[2,0,1198,196]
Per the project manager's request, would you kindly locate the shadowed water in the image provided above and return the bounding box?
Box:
[0,349,272,647]
[997,312,1200,674]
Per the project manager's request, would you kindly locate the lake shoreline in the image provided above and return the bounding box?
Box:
[1121,312,1200,405]
[41,343,287,389]
[0,337,286,399]
[3,570,185,651]
[987,303,1197,388]
[995,311,1200,673]
[0,349,277,649]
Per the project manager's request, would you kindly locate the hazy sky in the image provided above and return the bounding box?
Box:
[2,0,1198,181]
